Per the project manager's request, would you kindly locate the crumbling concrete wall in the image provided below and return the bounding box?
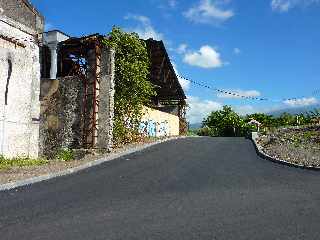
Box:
[39,46,115,157]
[39,77,83,158]
[0,3,43,158]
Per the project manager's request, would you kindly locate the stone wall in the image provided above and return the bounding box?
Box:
[39,47,115,157]
[0,19,41,158]
[39,77,83,158]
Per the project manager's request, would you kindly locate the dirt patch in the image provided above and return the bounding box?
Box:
[257,125,320,167]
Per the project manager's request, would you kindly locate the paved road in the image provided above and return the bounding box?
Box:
[1,137,320,240]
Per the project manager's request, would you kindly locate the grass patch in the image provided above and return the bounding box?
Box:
[55,149,75,162]
[0,155,49,170]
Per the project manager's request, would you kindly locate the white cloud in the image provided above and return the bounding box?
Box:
[177,43,188,54]
[187,96,223,123]
[184,0,234,25]
[217,89,261,99]
[271,0,291,11]
[271,0,320,12]
[283,97,318,107]
[124,14,164,41]
[233,47,241,55]
[172,62,190,91]
[168,0,177,8]
[183,45,224,68]
[234,105,256,116]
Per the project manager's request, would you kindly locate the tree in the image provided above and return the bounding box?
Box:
[278,112,296,126]
[202,106,247,137]
[103,27,156,145]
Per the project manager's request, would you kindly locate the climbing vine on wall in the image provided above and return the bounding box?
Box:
[103,27,156,145]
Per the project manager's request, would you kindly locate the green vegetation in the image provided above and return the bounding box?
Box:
[55,149,75,162]
[103,27,156,146]
[199,106,253,137]
[187,129,198,136]
[0,155,49,170]
[195,105,320,137]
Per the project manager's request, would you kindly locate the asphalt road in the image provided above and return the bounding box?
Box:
[1,137,320,240]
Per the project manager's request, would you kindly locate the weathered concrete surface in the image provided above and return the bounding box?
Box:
[0,13,42,158]
[97,47,115,150]
[39,77,83,158]
[0,0,44,34]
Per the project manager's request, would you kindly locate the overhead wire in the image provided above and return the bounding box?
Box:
[176,74,319,104]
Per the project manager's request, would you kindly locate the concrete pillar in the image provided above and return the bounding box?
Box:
[43,30,69,79]
[97,47,115,151]
[251,132,259,141]
[84,48,98,147]
[48,43,58,79]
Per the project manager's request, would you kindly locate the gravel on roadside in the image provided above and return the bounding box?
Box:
[257,125,320,167]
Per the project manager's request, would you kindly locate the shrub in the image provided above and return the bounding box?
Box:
[103,27,156,146]
[55,149,74,162]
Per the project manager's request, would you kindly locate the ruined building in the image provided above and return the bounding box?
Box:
[39,33,186,156]
[0,0,44,158]
[40,33,115,157]
[0,1,186,159]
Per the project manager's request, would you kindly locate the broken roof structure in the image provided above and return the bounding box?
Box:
[145,39,186,102]
[145,39,187,121]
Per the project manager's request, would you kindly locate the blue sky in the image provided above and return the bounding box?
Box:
[31,0,320,123]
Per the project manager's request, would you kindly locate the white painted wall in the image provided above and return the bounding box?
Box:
[0,20,41,158]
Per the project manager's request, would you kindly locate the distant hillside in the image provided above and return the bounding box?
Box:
[189,123,202,129]
[268,104,320,116]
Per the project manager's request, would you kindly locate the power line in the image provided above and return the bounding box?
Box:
[312,89,320,96]
[177,74,268,101]
[177,74,318,103]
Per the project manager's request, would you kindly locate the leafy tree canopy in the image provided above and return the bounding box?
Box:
[103,27,156,145]
[202,106,248,137]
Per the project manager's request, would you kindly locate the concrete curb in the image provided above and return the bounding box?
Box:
[0,136,188,192]
[250,133,320,171]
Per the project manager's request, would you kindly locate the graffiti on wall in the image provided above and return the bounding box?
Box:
[139,120,170,137]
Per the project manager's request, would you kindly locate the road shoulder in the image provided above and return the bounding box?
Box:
[0,137,186,191]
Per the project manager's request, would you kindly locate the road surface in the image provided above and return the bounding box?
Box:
[1,137,320,239]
